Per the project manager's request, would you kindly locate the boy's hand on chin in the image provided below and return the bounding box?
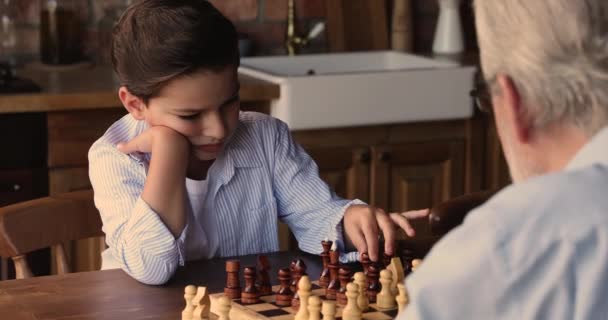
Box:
[117,126,190,155]
[343,205,429,262]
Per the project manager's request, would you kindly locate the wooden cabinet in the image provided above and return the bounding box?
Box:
[295,119,479,240]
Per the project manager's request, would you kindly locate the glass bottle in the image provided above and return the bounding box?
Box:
[39,0,89,65]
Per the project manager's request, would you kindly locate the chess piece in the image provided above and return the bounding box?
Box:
[192,286,211,320]
[224,260,241,299]
[387,257,405,295]
[342,282,362,320]
[308,295,322,320]
[411,259,422,272]
[321,300,336,320]
[353,272,368,311]
[366,262,381,303]
[290,259,307,292]
[256,255,272,295]
[319,239,332,287]
[396,283,409,313]
[182,285,197,320]
[326,244,340,300]
[377,270,396,309]
[291,259,308,309]
[382,253,392,268]
[294,276,312,320]
[432,0,464,54]
[400,249,415,275]
[217,295,232,320]
[276,267,293,307]
[336,266,351,306]
[360,252,371,275]
[241,266,260,304]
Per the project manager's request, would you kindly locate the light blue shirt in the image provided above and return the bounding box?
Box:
[400,127,608,319]
[89,112,361,285]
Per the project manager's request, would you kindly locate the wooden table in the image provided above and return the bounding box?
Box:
[0,252,323,320]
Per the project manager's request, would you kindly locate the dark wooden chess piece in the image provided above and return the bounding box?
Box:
[360,252,371,275]
[241,266,260,304]
[401,249,415,275]
[336,266,352,306]
[256,255,272,295]
[319,240,332,287]
[275,268,293,307]
[366,262,381,303]
[224,260,241,299]
[291,259,307,310]
[383,253,393,268]
[326,248,340,300]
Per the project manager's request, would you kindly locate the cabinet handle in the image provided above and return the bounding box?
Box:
[13,184,21,191]
[359,152,371,163]
[379,152,392,162]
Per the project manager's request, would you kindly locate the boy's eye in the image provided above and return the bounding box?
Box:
[178,113,200,120]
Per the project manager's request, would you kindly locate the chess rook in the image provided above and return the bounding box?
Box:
[241,266,260,304]
[319,240,333,287]
[224,260,241,299]
[275,268,293,307]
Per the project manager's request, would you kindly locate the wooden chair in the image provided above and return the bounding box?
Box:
[0,189,103,279]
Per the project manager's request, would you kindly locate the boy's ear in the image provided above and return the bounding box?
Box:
[118,86,146,120]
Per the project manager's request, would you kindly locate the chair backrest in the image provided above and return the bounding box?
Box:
[0,189,103,279]
[428,190,496,236]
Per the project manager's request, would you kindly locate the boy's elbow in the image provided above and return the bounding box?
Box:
[123,255,178,285]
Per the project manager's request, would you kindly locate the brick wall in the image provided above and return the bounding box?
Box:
[1,0,476,65]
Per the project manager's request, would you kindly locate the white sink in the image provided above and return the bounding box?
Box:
[239,51,476,130]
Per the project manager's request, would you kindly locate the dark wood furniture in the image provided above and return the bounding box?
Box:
[0,252,323,320]
[0,190,102,279]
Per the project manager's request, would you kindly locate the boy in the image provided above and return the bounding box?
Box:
[89,0,427,285]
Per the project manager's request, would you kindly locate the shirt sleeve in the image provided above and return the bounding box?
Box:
[270,119,361,262]
[89,141,187,285]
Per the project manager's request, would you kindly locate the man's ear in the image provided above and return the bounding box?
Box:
[494,75,531,144]
[118,86,146,120]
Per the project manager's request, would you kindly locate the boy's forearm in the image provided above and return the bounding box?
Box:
[142,141,189,238]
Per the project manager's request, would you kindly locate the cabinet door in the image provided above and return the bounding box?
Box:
[305,146,371,202]
[371,141,466,238]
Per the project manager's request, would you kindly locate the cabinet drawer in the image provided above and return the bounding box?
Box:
[0,113,46,169]
[0,169,48,206]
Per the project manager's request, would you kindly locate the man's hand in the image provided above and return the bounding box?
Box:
[343,205,429,261]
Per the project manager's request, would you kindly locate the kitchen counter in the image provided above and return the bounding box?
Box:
[0,64,280,114]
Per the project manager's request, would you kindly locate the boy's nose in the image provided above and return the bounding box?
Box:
[202,111,226,141]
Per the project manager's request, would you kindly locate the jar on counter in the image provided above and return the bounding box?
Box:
[39,0,89,65]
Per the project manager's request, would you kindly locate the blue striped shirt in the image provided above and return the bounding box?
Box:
[89,112,362,285]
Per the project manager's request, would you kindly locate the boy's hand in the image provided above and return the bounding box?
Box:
[343,205,429,262]
[117,126,189,155]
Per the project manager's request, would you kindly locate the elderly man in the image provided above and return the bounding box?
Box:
[399,1,608,319]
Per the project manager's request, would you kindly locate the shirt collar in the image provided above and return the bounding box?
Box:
[566,126,608,170]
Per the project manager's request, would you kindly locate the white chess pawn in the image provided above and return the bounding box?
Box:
[342,282,362,320]
[308,296,322,320]
[294,276,312,320]
[396,283,409,313]
[182,285,197,320]
[353,272,368,311]
[217,296,231,320]
[377,270,396,309]
[192,286,211,320]
[321,300,337,320]
[411,259,422,272]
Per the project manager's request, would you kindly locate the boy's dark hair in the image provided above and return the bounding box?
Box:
[111,0,239,104]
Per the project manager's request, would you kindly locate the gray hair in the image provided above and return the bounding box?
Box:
[474,0,608,135]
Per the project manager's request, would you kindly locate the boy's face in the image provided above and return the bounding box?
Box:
[142,67,240,161]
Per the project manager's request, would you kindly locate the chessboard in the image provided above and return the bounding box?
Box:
[209,281,399,320]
